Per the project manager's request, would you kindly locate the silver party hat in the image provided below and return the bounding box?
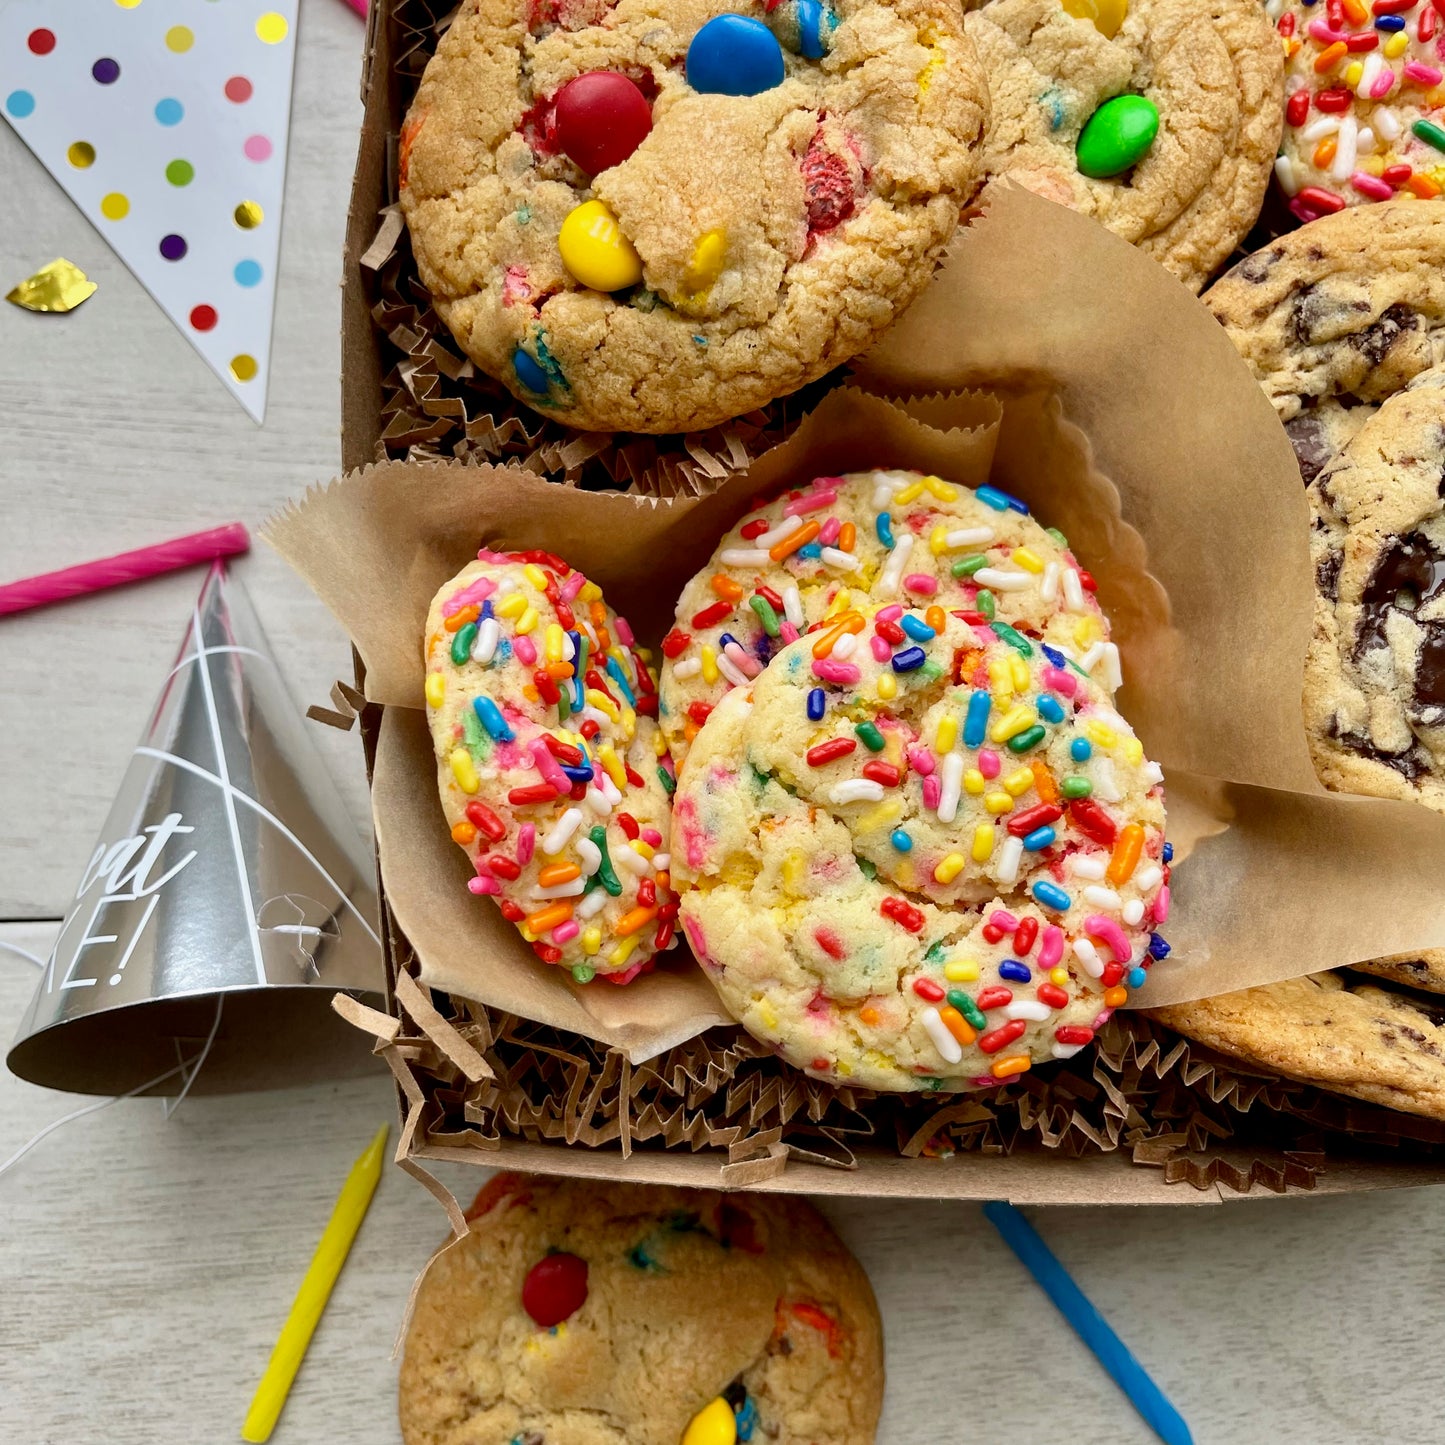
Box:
[7,563,383,1095]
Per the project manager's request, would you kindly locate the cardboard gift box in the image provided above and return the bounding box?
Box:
[289,0,1445,1207]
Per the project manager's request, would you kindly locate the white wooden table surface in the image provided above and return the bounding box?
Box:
[1,8,1442,1444]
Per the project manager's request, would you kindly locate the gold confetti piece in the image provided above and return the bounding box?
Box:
[6,258,97,314]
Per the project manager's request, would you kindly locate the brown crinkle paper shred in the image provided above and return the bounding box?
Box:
[366,0,836,496]
[359,917,1445,1198]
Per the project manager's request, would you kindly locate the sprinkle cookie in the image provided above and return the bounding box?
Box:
[399,1172,885,1445]
[1305,368,1445,808]
[1272,0,1445,221]
[672,612,1169,1091]
[965,0,1283,292]
[426,551,677,982]
[1207,199,1445,482]
[398,0,990,434]
[659,470,1114,764]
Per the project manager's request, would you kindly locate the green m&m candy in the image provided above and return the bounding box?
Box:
[1075,94,1159,178]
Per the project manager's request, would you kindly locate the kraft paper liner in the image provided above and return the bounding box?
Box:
[334,681,1445,1193]
[362,0,851,494]
[858,185,1325,794]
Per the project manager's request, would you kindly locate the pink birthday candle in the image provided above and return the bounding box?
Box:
[0,523,249,617]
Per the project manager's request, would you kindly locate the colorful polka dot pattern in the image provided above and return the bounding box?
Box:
[0,0,298,418]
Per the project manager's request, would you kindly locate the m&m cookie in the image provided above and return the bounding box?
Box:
[671,611,1169,1091]
[425,551,677,983]
[966,0,1284,291]
[398,0,989,432]
[399,1173,885,1445]
[658,469,1115,764]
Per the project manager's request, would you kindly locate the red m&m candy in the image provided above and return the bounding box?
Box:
[551,71,652,175]
[521,1251,589,1326]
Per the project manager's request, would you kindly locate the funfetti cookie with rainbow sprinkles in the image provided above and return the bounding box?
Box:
[397,0,990,434]
[1272,0,1445,220]
[671,610,1169,1091]
[425,550,678,984]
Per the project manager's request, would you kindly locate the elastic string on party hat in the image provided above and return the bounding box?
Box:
[0,994,225,1180]
[164,995,225,1120]
[0,938,44,969]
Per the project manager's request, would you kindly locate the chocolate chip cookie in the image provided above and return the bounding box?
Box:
[399,1173,885,1445]
[1207,199,1445,483]
[1149,971,1445,1121]
[400,0,990,434]
[966,0,1283,292]
[1355,949,1445,995]
[1305,368,1445,809]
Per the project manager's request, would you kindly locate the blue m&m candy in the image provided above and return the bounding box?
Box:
[686,15,786,97]
[513,347,550,394]
[769,0,836,58]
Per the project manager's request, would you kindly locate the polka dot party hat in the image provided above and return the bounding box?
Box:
[0,1,299,422]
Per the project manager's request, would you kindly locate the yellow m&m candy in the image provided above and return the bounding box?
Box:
[1061,0,1126,38]
[677,228,727,312]
[681,1396,737,1445]
[685,229,727,293]
[558,199,643,292]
